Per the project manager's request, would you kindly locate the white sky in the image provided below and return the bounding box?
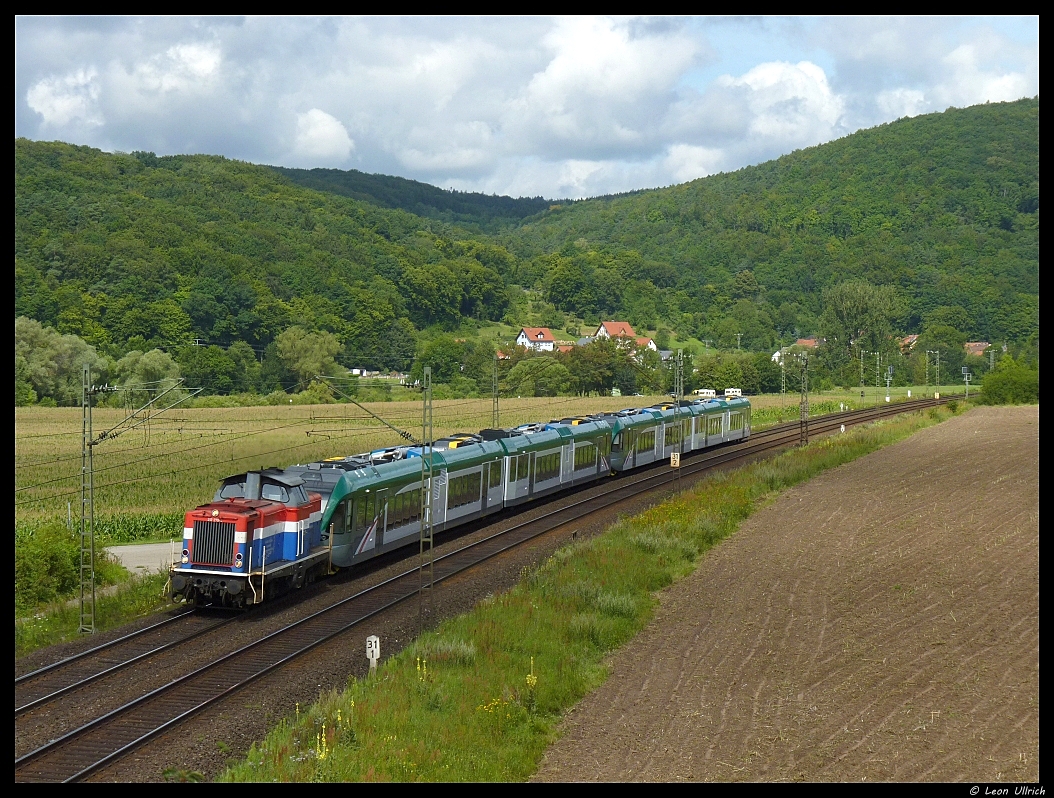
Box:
[14,16,1039,199]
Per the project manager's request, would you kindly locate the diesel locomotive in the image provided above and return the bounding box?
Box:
[169,391,750,607]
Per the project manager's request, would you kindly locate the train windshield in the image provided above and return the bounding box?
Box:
[217,482,245,499]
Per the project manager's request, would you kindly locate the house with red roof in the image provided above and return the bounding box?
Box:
[795,337,819,348]
[898,334,919,354]
[515,327,556,352]
[595,321,636,339]
[635,336,658,352]
[964,341,990,358]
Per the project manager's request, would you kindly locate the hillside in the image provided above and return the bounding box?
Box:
[14,99,1039,397]
[499,98,1039,346]
[272,166,553,231]
[14,142,520,372]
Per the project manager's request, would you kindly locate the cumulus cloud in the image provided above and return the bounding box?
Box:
[719,61,844,144]
[506,16,700,157]
[663,144,724,184]
[26,68,103,127]
[14,16,1038,198]
[292,109,354,164]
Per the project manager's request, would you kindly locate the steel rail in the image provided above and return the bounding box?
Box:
[15,615,235,717]
[15,610,194,686]
[15,397,943,782]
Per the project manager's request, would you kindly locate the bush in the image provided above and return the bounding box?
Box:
[15,521,79,611]
[15,520,133,614]
[980,356,1039,404]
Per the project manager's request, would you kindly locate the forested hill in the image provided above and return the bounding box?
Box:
[14,98,1039,396]
[272,166,554,230]
[15,142,518,370]
[499,98,1038,345]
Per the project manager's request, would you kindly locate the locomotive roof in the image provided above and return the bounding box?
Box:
[220,469,305,488]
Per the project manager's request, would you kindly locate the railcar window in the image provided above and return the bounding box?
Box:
[707,415,722,436]
[574,443,597,471]
[611,432,622,452]
[352,497,367,535]
[664,420,689,446]
[730,412,742,431]
[388,487,421,528]
[489,461,502,488]
[598,435,611,457]
[448,471,482,509]
[635,429,656,453]
[218,483,245,499]
[535,452,560,482]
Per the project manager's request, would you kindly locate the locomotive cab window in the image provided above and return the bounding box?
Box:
[261,484,289,503]
[217,482,245,499]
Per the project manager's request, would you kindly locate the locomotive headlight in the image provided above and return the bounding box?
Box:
[182,548,190,557]
[181,555,189,564]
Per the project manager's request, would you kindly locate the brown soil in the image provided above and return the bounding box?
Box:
[534,406,1040,782]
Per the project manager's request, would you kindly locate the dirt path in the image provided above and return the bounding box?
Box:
[534,406,1039,782]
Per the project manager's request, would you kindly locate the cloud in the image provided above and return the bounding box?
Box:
[293,109,354,163]
[663,144,724,184]
[13,16,1039,198]
[26,68,103,127]
[814,17,1038,127]
[505,16,700,158]
[719,61,844,143]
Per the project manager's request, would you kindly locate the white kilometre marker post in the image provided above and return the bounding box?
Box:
[366,635,380,676]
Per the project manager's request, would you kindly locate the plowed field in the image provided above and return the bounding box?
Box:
[534,406,1039,782]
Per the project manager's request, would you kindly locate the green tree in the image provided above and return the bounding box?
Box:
[819,281,898,375]
[506,356,572,397]
[15,316,109,405]
[275,326,341,387]
[915,325,967,386]
[227,340,262,393]
[412,334,467,384]
[176,345,238,394]
[15,354,37,405]
[565,338,623,395]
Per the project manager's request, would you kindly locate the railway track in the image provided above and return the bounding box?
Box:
[14,611,233,718]
[14,397,945,782]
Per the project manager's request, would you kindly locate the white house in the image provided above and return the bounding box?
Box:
[515,327,556,352]
[595,321,636,339]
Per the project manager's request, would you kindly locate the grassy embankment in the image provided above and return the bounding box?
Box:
[221,402,965,782]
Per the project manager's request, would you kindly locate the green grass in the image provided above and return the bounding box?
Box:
[221,402,965,782]
[15,571,173,659]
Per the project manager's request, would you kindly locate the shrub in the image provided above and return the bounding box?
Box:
[15,521,79,611]
[980,356,1039,404]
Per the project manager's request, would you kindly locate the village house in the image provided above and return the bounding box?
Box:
[899,334,919,354]
[515,326,556,352]
[964,341,990,358]
[594,321,636,339]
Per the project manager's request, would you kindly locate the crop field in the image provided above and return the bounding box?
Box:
[14,395,659,536]
[15,387,962,540]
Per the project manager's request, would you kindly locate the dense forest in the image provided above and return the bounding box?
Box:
[273,166,553,231]
[14,98,1039,403]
